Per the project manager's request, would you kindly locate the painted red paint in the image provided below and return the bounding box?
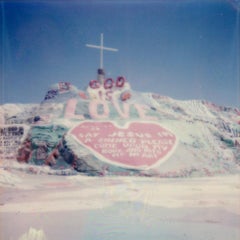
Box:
[70,121,177,169]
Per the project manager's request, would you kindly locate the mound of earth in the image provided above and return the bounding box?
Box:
[1,81,239,176]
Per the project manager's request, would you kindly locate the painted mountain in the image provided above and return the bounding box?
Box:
[1,80,239,177]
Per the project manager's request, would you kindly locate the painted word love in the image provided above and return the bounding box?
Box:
[70,121,177,169]
[65,98,157,120]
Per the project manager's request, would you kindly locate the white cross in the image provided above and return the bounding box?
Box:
[86,33,118,69]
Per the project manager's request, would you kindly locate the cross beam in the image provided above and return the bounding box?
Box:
[86,33,118,69]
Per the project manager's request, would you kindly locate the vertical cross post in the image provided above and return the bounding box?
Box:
[86,34,118,84]
[100,33,103,69]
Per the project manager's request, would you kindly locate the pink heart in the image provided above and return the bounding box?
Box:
[70,121,177,169]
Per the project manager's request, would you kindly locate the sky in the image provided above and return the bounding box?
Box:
[1,0,240,107]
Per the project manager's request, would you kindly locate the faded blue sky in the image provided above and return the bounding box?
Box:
[1,0,240,107]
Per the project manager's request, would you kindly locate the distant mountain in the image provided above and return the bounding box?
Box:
[1,81,239,177]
